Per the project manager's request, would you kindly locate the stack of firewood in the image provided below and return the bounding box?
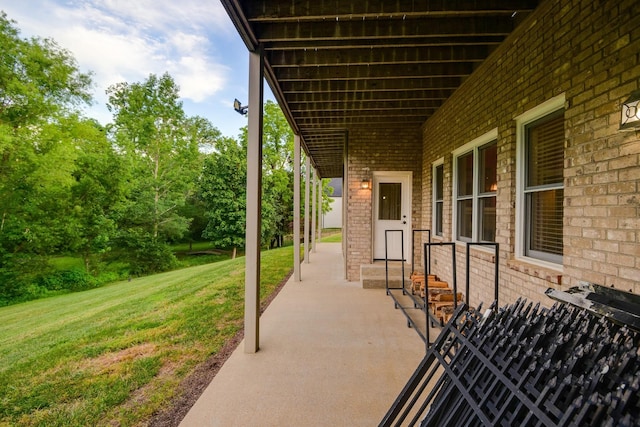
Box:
[410,272,464,324]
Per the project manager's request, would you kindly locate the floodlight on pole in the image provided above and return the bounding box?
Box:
[234,98,248,115]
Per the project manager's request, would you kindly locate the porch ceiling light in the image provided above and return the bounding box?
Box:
[234,98,248,116]
[361,179,371,190]
[620,89,640,131]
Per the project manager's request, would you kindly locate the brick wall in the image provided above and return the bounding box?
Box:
[346,127,422,281]
[421,0,640,306]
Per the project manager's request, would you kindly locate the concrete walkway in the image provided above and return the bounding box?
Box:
[180,242,426,426]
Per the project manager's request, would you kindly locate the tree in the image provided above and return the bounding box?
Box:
[0,12,93,237]
[106,73,202,272]
[236,101,295,248]
[0,12,92,131]
[179,116,221,249]
[68,118,125,273]
[261,101,294,248]
[0,13,94,300]
[199,136,247,258]
[199,101,296,256]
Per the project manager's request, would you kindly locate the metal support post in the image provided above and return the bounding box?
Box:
[293,135,301,282]
[311,169,317,253]
[317,177,322,242]
[244,46,264,354]
[304,157,310,263]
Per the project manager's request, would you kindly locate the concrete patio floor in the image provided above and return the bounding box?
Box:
[180,242,426,426]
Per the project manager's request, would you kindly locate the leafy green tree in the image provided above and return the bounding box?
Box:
[106,73,202,272]
[236,101,294,248]
[199,136,247,259]
[68,118,126,273]
[186,115,221,154]
[0,12,92,131]
[200,101,296,257]
[179,116,221,249]
[178,194,209,250]
[261,101,294,248]
[321,178,335,215]
[0,13,93,300]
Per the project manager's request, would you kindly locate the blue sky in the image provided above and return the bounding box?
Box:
[0,0,273,138]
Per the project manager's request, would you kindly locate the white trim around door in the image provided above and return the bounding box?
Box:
[372,171,412,263]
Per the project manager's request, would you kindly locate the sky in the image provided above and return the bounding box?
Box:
[0,0,273,138]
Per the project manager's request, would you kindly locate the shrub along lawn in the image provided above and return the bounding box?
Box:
[0,246,293,426]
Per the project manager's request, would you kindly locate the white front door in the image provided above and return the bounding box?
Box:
[373,172,412,262]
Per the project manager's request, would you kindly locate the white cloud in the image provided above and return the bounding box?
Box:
[0,0,250,136]
[169,32,206,52]
[1,0,232,103]
[171,55,228,102]
[95,0,232,34]
[56,25,156,83]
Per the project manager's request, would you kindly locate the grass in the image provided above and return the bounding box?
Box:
[169,241,220,253]
[48,256,85,270]
[321,229,342,243]
[50,242,233,273]
[0,246,293,427]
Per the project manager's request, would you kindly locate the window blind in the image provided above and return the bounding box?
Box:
[526,113,564,188]
[524,110,564,262]
[528,189,563,256]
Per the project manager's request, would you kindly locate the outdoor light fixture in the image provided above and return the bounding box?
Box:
[360,179,371,190]
[234,98,248,116]
[620,89,640,131]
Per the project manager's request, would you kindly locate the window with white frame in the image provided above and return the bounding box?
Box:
[433,162,444,237]
[453,130,498,243]
[522,108,565,264]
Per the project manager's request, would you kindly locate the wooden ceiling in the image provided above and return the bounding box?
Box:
[221,0,541,178]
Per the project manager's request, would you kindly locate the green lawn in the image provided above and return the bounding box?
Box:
[321,229,342,243]
[48,256,85,270]
[0,246,293,426]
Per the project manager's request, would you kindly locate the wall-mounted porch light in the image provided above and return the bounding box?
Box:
[234,98,248,116]
[620,89,640,131]
[360,178,371,190]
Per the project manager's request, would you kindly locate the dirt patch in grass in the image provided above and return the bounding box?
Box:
[83,343,157,374]
[148,269,292,427]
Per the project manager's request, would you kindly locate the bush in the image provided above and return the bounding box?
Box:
[37,269,98,292]
[0,253,52,305]
[63,269,99,291]
[128,241,177,276]
[94,270,128,285]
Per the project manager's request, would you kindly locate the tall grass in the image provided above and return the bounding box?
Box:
[0,246,293,426]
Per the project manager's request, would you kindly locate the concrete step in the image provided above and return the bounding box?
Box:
[360,263,413,276]
[360,262,414,289]
[362,277,412,289]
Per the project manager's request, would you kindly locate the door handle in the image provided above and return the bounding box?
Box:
[402,220,407,224]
